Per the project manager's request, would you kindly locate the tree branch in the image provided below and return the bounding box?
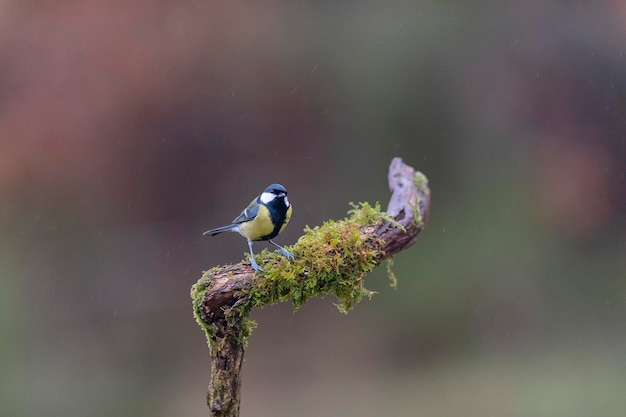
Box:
[191,157,430,417]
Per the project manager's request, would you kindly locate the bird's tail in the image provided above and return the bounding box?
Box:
[202,224,238,236]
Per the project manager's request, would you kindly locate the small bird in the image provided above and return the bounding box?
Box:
[203,183,294,272]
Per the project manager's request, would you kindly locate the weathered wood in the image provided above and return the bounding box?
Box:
[193,157,430,416]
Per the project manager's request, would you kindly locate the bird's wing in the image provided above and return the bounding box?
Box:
[232,197,259,224]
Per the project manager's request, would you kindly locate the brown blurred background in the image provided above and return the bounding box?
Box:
[1,1,625,416]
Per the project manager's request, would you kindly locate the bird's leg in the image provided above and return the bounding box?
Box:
[269,240,294,260]
[247,240,263,272]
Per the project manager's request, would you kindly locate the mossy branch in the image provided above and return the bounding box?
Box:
[191,157,430,417]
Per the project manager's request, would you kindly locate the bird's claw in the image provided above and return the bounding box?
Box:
[249,256,264,272]
[279,248,295,260]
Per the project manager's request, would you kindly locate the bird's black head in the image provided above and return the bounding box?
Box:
[260,184,289,206]
[264,184,287,196]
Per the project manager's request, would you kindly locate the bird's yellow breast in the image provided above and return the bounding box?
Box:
[237,204,275,241]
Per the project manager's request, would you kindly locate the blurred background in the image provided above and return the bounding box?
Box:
[1,1,625,416]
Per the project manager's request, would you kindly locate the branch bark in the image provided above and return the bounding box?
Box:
[192,157,430,417]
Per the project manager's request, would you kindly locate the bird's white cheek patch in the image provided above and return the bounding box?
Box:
[260,192,275,204]
[284,197,290,207]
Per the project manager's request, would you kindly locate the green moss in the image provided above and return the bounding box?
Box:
[413,171,429,195]
[190,269,218,349]
[191,267,259,349]
[192,202,396,347]
[411,172,429,227]
[247,202,387,313]
[386,258,398,289]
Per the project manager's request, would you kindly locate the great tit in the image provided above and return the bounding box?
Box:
[203,183,293,272]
